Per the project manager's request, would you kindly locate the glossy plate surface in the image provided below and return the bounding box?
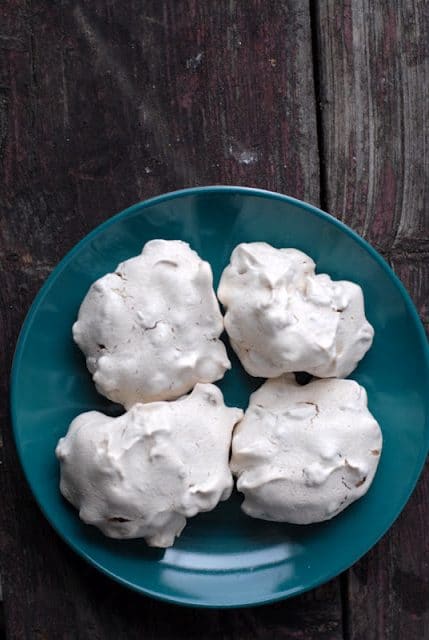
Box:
[11,186,429,608]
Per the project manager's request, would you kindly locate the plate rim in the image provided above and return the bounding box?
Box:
[10,185,429,608]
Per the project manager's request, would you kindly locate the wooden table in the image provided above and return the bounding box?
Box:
[1,2,427,638]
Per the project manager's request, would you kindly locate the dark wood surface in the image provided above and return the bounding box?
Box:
[0,1,427,638]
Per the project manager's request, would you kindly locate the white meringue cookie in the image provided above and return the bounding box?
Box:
[217,243,374,378]
[73,240,231,409]
[56,384,243,547]
[231,376,382,524]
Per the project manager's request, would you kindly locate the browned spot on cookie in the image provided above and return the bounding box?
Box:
[355,476,367,487]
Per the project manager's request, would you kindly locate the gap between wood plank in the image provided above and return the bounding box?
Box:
[309,3,350,639]
[309,0,328,213]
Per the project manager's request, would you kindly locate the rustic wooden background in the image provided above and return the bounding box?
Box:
[0,1,428,638]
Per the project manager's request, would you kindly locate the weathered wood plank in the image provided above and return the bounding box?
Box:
[345,463,429,640]
[391,254,429,332]
[315,1,429,638]
[315,0,428,255]
[0,1,344,638]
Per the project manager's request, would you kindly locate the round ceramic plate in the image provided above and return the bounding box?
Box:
[11,186,429,608]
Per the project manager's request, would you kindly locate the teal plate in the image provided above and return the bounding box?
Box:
[11,186,429,608]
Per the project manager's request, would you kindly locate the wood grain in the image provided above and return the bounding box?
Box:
[0,1,345,638]
[391,254,429,332]
[315,1,429,638]
[315,0,428,255]
[345,464,429,640]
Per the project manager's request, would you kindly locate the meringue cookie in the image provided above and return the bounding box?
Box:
[217,243,374,378]
[56,384,243,547]
[231,376,382,524]
[73,240,231,408]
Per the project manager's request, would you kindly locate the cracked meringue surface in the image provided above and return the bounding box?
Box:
[231,375,382,524]
[73,240,231,408]
[217,242,374,378]
[56,384,243,547]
